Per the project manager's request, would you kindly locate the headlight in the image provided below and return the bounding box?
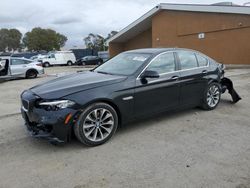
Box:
[39,100,75,111]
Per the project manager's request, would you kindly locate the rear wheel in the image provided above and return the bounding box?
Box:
[67,61,73,66]
[201,82,221,110]
[43,62,50,67]
[26,70,38,79]
[74,103,118,146]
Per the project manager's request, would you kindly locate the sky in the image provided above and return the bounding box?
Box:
[0,0,249,49]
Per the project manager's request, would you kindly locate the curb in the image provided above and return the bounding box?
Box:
[225,65,250,69]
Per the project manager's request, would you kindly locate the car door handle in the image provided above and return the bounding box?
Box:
[171,76,179,80]
[202,70,208,74]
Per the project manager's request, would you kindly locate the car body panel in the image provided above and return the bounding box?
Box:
[20,48,240,144]
[21,90,76,142]
[31,71,127,99]
[134,72,181,117]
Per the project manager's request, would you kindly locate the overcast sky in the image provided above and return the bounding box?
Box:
[0,0,248,49]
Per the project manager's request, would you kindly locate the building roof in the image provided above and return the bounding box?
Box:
[107,3,250,44]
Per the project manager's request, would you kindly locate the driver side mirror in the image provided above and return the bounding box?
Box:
[141,70,160,79]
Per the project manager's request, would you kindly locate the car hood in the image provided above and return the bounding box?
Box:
[30,71,126,99]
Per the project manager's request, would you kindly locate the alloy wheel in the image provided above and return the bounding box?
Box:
[83,108,114,142]
[207,85,220,108]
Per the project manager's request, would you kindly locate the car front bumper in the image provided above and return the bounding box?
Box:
[38,68,45,75]
[21,90,78,144]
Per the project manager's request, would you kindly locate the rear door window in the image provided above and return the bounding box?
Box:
[196,54,208,67]
[177,51,198,70]
[11,59,26,65]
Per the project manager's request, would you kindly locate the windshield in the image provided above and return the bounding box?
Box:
[94,53,151,76]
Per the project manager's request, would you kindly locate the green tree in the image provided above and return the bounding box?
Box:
[23,28,67,51]
[83,31,118,51]
[106,31,118,41]
[84,33,105,51]
[0,28,22,52]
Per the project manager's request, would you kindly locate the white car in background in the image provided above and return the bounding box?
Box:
[0,58,44,79]
[41,51,76,67]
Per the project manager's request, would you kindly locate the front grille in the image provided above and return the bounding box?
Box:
[21,90,40,112]
[22,99,29,111]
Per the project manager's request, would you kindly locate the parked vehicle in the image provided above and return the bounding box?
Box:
[71,49,98,60]
[11,52,40,59]
[30,54,48,61]
[0,52,12,59]
[20,48,241,146]
[41,51,76,67]
[98,51,110,62]
[76,56,103,66]
[0,57,44,79]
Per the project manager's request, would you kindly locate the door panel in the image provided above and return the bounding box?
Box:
[176,51,208,105]
[135,73,180,117]
[10,59,27,76]
[179,68,208,105]
[48,54,57,65]
[134,52,180,117]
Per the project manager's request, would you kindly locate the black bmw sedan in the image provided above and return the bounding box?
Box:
[20,48,240,146]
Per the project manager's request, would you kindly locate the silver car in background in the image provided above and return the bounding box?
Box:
[0,58,44,79]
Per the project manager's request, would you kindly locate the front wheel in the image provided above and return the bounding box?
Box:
[201,82,221,110]
[74,103,118,146]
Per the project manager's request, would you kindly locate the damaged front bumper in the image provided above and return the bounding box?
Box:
[21,90,78,144]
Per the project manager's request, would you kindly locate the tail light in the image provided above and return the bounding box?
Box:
[36,63,42,67]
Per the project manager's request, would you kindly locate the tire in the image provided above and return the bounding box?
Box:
[201,82,221,110]
[67,61,73,66]
[43,62,50,68]
[26,70,38,79]
[74,102,118,146]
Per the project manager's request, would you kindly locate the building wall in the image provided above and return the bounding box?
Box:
[109,42,124,57]
[109,28,152,57]
[123,28,152,51]
[152,11,250,64]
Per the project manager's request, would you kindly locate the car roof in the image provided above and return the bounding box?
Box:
[124,48,174,54]
[11,57,32,61]
[84,56,97,58]
[124,48,200,54]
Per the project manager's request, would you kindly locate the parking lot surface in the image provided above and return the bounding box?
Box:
[0,67,249,188]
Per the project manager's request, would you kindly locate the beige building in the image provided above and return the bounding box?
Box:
[107,3,250,64]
